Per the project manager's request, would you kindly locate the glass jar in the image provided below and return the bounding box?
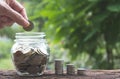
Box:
[11,32,50,76]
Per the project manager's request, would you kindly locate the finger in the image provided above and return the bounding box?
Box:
[0,16,9,23]
[5,4,30,27]
[0,23,4,29]
[4,19,14,26]
[10,0,28,20]
[20,8,28,20]
[0,25,4,29]
[0,17,14,27]
[5,21,14,26]
[2,22,14,27]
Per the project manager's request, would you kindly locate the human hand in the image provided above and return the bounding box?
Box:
[0,0,30,29]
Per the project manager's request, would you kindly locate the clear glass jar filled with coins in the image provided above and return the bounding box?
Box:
[11,32,50,76]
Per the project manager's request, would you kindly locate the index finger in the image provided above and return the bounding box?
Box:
[5,5,30,27]
[10,0,28,20]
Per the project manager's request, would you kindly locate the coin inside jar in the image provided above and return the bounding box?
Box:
[23,20,34,31]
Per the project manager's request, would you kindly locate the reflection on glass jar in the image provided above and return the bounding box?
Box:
[11,32,50,76]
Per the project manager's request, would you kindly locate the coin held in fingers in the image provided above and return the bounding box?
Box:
[23,20,34,31]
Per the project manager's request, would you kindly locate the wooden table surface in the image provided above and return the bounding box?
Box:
[0,70,120,79]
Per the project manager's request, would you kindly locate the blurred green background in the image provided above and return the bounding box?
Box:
[0,0,120,70]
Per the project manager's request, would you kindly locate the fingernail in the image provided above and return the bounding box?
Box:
[24,20,30,27]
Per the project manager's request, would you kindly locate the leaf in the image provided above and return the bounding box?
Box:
[83,28,98,42]
[107,4,120,12]
[91,12,110,24]
[88,0,99,2]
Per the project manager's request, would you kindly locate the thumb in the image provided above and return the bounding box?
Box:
[5,4,30,27]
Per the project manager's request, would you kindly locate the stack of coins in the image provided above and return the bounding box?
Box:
[66,64,75,75]
[55,59,64,75]
[77,68,86,76]
[23,20,34,31]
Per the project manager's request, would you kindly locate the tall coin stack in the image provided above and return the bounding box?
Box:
[66,64,76,75]
[55,59,64,75]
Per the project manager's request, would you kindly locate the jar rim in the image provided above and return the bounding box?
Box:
[16,32,45,35]
[15,32,46,39]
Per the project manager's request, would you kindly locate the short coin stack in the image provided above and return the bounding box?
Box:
[77,68,86,76]
[66,64,76,75]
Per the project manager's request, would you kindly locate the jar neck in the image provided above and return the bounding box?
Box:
[15,32,46,42]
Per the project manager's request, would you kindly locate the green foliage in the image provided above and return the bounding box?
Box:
[25,0,120,69]
[0,38,13,60]
[0,58,14,69]
[107,4,120,12]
